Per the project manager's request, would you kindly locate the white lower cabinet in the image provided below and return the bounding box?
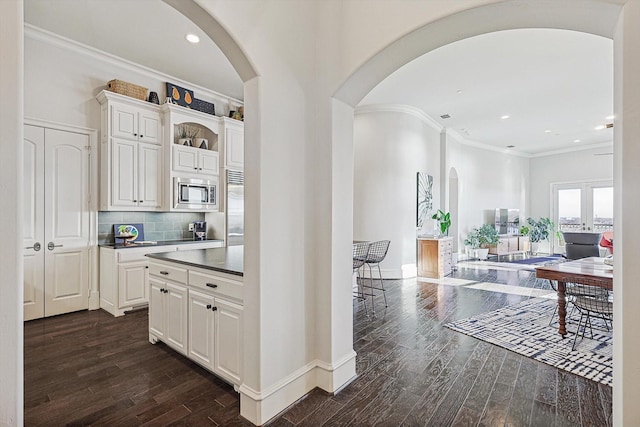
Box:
[149,260,243,387]
[118,260,148,308]
[100,241,224,317]
[149,277,188,355]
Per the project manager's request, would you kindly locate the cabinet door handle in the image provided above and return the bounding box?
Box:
[206,304,212,309]
[133,200,138,203]
[133,133,138,136]
[139,200,143,203]
[206,283,218,288]
[145,266,149,269]
[140,135,144,138]
[160,271,169,275]
[25,242,41,251]
[47,242,63,251]
[211,306,218,312]
[194,167,198,170]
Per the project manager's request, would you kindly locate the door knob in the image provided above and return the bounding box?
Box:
[47,242,63,251]
[25,242,41,251]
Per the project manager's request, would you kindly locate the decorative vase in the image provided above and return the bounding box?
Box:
[194,138,208,149]
[178,138,192,146]
[148,91,160,104]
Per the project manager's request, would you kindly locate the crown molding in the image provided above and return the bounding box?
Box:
[528,141,613,158]
[355,104,443,132]
[445,128,532,158]
[24,23,243,106]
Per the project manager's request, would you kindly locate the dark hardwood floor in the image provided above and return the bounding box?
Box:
[24,264,612,426]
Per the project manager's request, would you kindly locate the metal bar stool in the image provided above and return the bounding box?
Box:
[352,242,371,313]
[363,240,390,314]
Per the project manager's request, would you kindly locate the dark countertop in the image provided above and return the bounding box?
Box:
[99,239,224,250]
[146,246,243,277]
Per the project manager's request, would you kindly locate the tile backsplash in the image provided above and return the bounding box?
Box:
[98,211,205,244]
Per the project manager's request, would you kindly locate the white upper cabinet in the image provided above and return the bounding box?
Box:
[222,118,244,170]
[111,102,161,145]
[172,145,219,177]
[97,90,163,211]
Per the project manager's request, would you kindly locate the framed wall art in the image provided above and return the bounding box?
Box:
[416,172,433,227]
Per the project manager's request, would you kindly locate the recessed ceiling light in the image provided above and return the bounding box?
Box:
[544,129,551,133]
[595,125,606,130]
[456,90,463,94]
[573,139,581,143]
[606,115,615,120]
[440,114,451,119]
[501,115,510,120]
[506,145,515,148]
[185,33,200,44]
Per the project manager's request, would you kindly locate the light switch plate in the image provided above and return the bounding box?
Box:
[188,223,194,231]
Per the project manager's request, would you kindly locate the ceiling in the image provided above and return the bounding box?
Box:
[24,3,613,156]
[24,0,244,100]
[360,28,614,156]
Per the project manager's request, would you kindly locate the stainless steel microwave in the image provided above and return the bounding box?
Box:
[174,177,218,210]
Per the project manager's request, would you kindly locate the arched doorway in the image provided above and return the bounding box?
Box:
[333,1,637,425]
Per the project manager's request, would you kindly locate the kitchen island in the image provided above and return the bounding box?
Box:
[146,246,244,388]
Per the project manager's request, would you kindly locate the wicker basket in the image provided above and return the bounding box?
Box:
[107,79,148,101]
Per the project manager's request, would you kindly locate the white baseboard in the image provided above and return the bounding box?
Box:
[239,351,357,425]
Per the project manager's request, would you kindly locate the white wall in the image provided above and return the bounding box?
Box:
[353,108,441,278]
[614,2,640,424]
[24,28,241,128]
[0,1,23,424]
[529,146,613,219]
[446,131,530,254]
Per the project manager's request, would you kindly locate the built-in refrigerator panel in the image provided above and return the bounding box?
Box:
[226,170,244,246]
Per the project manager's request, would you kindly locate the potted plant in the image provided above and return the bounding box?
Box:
[526,217,554,254]
[431,210,451,236]
[465,224,499,260]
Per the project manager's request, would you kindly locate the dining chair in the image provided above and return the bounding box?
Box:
[565,276,613,351]
[547,279,609,326]
[353,242,371,313]
[363,240,390,314]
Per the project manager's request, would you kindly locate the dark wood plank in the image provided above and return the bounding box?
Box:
[24,266,610,427]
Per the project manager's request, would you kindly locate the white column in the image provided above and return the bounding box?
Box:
[614,1,640,425]
[0,0,24,424]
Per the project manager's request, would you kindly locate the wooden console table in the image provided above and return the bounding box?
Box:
[535,257,613,337]
[417,237,453,278]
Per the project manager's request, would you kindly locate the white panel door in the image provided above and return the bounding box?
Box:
[188,289,215,369]
[118,261,148,308]
[148,278,165,340]
[165,282,188,355]
[23,125,45,321]
[172,145,198,173]
[138,110,161,145]
[199,150,219,176]
[111,104,138,141]
[43,128,90,317]
[138,143,162,208]
[112,138,138,207]
[214,297,243,384]
[23,125,90,320]
[224,125,244,170]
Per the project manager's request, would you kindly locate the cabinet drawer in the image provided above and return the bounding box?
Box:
[149,262,188,283]
[189,270,243,301]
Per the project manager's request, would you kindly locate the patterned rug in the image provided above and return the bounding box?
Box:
[445,297,612,385]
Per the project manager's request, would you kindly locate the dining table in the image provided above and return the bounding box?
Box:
[535,257,613,337]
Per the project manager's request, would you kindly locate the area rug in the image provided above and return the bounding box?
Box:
[445,297,612,386]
